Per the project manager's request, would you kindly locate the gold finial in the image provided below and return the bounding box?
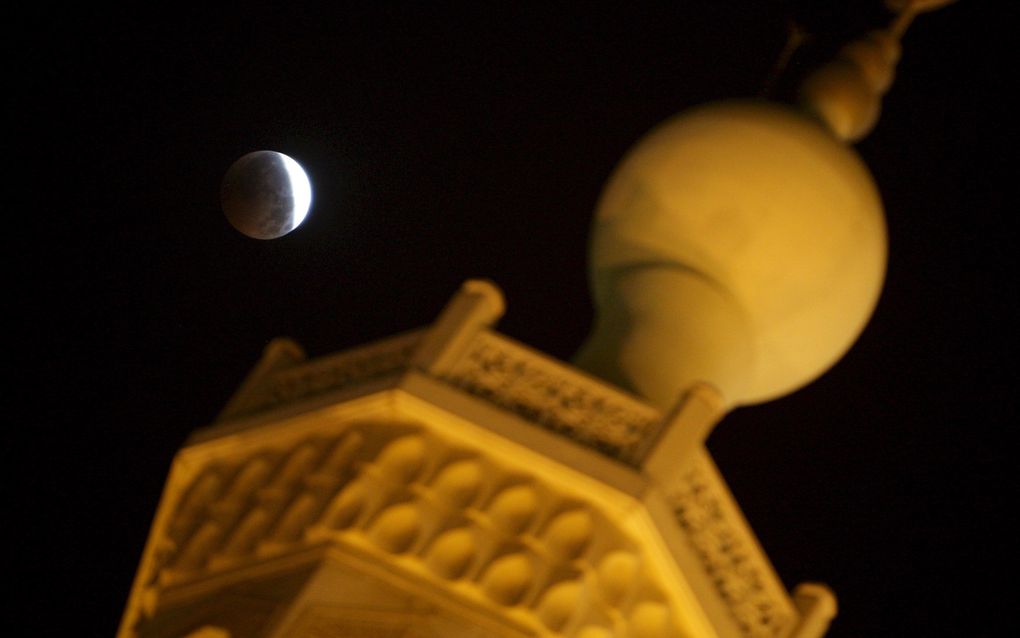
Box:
[800,0,956,141]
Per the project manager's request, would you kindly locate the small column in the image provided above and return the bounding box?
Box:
[791,583,839,638]
[411,279,506,376]
[217,337,306,421]
[642,382,725,485]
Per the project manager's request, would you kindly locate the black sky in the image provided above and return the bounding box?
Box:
[12,2,1010,636]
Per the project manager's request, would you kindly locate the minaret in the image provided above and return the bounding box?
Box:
[118,3,950,637]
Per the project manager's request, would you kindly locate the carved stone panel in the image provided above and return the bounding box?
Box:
[441,331,662,465]
[129,416,691,638]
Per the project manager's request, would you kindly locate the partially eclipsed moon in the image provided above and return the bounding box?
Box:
[221,150,312,239]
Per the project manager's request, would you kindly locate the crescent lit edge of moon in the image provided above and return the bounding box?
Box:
[280,153,312,228]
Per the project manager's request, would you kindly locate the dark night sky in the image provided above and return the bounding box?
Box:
[12,2,1010,636]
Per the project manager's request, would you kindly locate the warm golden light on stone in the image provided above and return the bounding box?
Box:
[577,101,887,409]
[118,280,835,638]
[118,4,956,635]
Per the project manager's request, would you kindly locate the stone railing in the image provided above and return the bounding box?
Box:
[440,330,663,466]
[145,421,689,638]
[224,329,424,419]
[208,322,796,638]
[671,454,796,638]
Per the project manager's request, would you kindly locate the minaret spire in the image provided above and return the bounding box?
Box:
[799,0,957,141]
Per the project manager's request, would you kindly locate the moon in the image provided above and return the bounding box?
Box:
[221,150,312,239]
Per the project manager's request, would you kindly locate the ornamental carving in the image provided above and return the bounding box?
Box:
[441,331,662,465]
[141,422,687,638]
[671,458,794,638]
[228,330,423,418]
